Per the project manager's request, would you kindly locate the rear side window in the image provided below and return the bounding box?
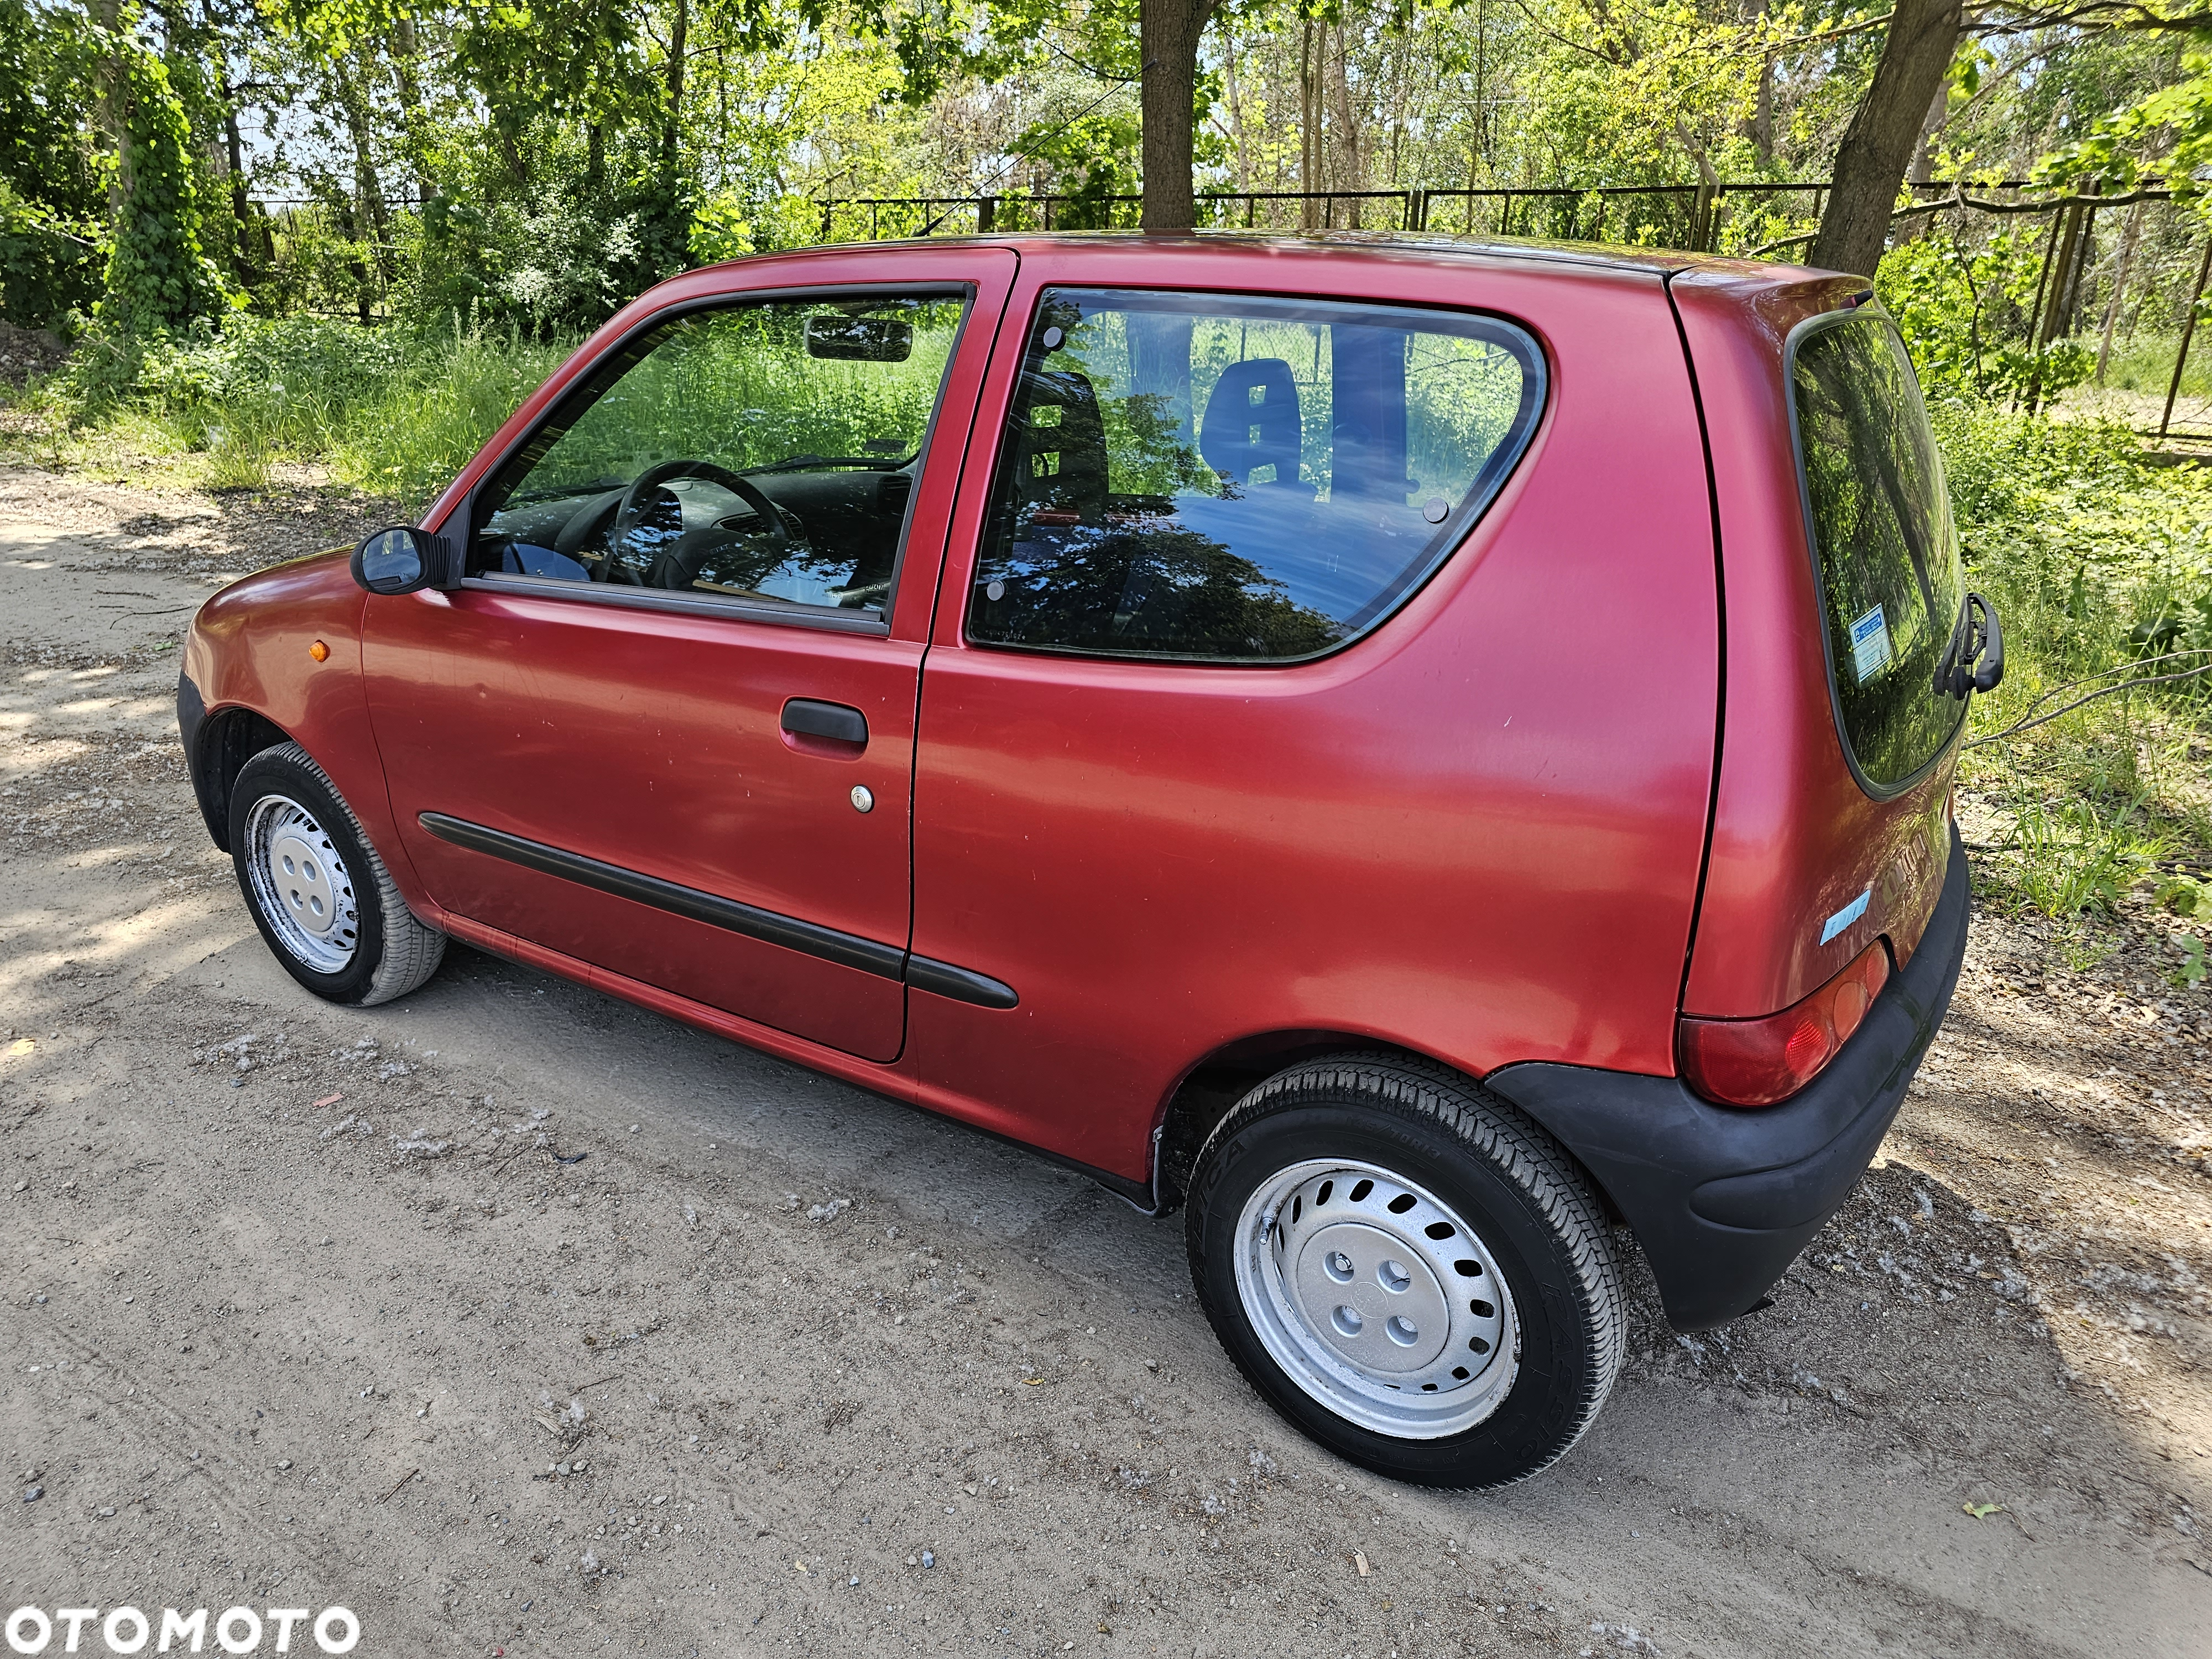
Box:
[1790,313,1968,790]
[967,289,1545,662]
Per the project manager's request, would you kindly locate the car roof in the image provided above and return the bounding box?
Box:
[752,229,1833,290]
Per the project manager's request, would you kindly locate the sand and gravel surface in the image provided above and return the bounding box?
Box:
[2,461,2207,1659]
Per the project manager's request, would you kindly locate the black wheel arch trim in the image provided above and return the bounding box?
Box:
[1482,820,1971,1332]
[415,811,1018,1010]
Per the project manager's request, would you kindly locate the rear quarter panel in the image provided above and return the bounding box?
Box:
[1672,268,1957,1019]
[908,242,1723,1180]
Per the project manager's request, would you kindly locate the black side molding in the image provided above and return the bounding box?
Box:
[416,812,1016,1009]
[905,954,1019,1010]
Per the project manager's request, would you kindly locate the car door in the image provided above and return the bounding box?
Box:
[362,251,1016,1062]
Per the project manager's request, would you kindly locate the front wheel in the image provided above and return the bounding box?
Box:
[228,741,446,1006]
[1185,1052,1624,1488]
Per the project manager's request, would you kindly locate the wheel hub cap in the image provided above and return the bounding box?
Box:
[1234,1159,1518,1439]
[1294,1222,1451,1373]
[244,794,359,974]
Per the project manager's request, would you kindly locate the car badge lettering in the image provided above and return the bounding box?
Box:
[1820,886,1872,944]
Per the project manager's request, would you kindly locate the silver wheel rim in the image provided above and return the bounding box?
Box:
[1234,1158,1519,1439]
[243,792,359,973]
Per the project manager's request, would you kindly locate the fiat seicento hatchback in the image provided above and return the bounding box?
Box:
[180,234,1997,1488]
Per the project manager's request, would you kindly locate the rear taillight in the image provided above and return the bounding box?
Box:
[1678,940,1892,1108]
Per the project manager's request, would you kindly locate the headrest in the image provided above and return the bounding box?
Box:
[1199,359,1303,488]
[1016,367,1108,521]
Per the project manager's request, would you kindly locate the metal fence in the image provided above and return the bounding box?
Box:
[813,182,1832,244]
[815,179,2212,450]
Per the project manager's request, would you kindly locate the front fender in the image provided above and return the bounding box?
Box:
[180,549,432,918]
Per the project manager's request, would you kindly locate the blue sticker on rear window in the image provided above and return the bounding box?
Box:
[1820,887,1872,944]
[1848,603,1892,684]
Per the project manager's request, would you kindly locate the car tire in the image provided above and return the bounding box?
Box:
[1185,1051,1625,1489]
[227,740,445,1007]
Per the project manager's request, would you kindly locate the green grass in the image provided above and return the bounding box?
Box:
[1938,400,2212,919]
[1,313,575,511]
[331,324,573,505]
[2096,331,2212,401]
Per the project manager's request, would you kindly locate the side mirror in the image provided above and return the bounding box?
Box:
[805,315,913,362]
[351,526,437,595]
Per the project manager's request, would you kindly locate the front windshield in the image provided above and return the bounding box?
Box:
[472,294,967,615]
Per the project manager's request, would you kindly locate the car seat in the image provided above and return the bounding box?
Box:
[1015,368,1109,523]
[1199,359,1305,491]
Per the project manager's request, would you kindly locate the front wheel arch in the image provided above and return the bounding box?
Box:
[190,705,293,852]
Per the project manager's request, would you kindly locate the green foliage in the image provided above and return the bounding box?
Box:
[2038,38,2212,198]
[332,315,573,503]
[28,310,566,507]
[508,297,960,496]
[2157,873,2208,916]
[1,176,102,330]
[1875,233,2092,405]
[1018,109,1141,228]
[99,46,228,333]
[1934,399,2212,915]
[413,154,693,331]
[0,0,104,327]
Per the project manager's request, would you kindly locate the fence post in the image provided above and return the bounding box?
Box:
[820,200,834,242]
[978,196,995,234]
[2161,236,2212,442]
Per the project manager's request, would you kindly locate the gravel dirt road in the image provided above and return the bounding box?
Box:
[2,463,2207,1658]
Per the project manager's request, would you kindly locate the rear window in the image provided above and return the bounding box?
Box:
[1790,312,1968,790]
[966,289,1545,662]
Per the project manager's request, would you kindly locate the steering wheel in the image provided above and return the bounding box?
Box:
[599,459,797,585]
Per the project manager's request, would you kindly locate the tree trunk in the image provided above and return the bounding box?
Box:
[1222,28,1251,195]
[663,0,688,178]
[222,96,255,287]
[390,14,436,205]
[94,0,128,220]
[1743,0,1774,163]
[332,54,390,315]
[1300,20,1319,229]
[1331,23,1361,228]
[1808,0,1962,276]
[1140,0,1214,231]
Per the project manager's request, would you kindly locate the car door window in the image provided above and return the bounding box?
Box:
[966,288,1545,661]
[473,293,969,618]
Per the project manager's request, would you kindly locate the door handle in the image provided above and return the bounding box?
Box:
[781,698,868,747]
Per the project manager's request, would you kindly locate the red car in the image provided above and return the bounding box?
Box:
[180,235,1995,1488]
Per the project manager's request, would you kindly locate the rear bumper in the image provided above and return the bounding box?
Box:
[1485,821,1971,1331]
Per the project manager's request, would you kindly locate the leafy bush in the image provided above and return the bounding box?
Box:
[1877,231,2093,406]
[0,177,101,330]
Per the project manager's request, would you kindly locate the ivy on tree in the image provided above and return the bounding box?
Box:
[100,44,227,332]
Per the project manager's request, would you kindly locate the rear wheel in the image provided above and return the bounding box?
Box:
[228,742,445,1006]
[1185,1052,1624,1488]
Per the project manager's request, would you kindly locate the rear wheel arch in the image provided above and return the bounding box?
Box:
[1155,1032,1628,1230]
[1156,1031,1490,1212]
